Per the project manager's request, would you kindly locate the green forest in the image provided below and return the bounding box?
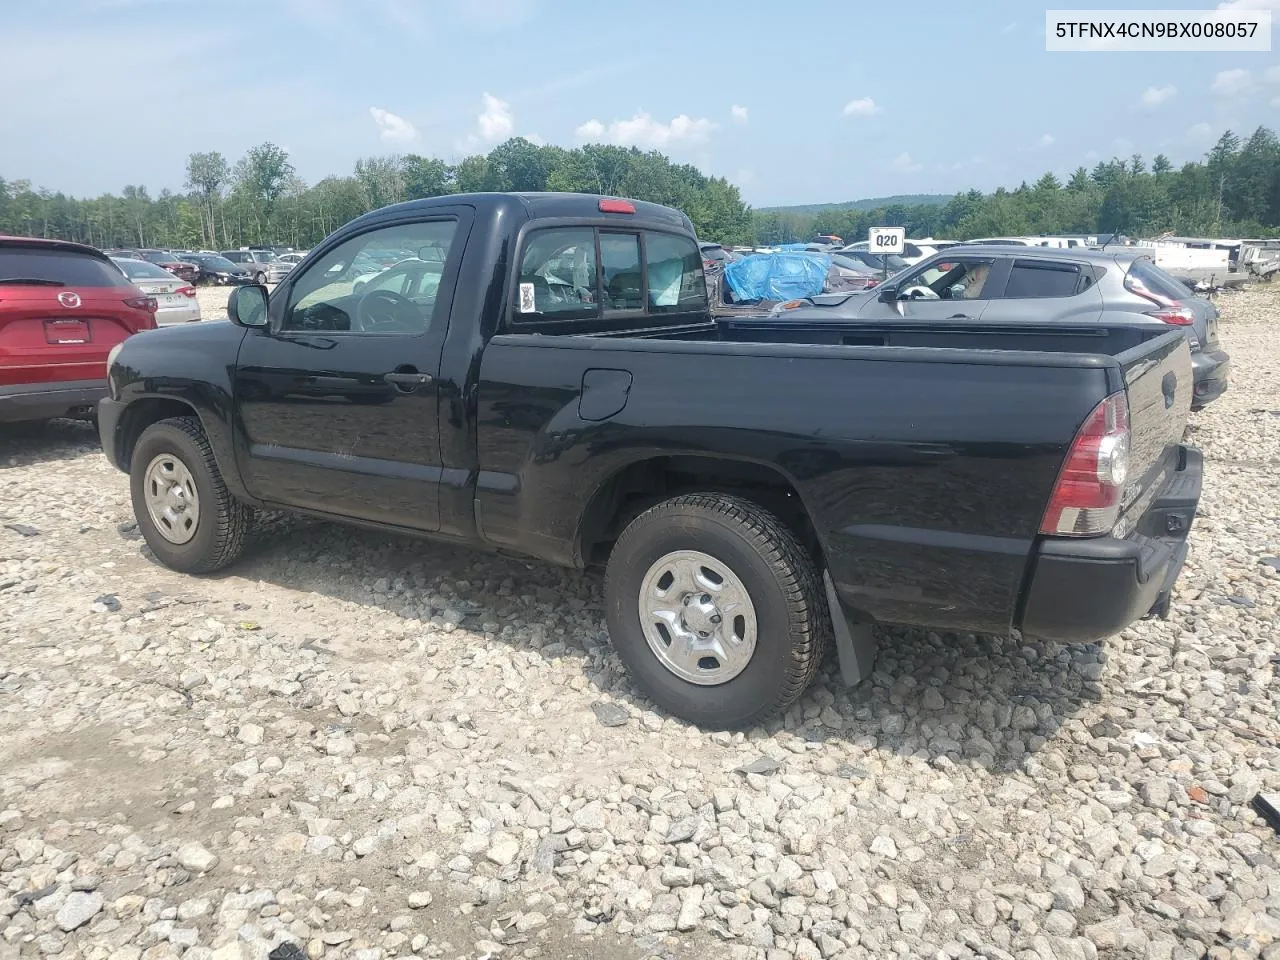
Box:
[2,127,1278,251]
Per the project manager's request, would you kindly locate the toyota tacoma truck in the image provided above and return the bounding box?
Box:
[97,193,1203,729]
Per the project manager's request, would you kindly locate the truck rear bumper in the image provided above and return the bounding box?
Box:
[0,379,106,424]
[1019,445,1202,644]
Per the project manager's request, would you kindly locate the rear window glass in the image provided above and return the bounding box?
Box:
[601,233,643,312]
[0,248,131,287]
[646,231,706,313]
[113,259,176,280]
[1002,261,1082,298]
[1126,260,1190,302]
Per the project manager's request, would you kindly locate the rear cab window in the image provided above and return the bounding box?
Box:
[0,247,132,287]
[514,225,706,329]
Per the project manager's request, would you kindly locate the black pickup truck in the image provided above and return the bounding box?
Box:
[98,193,1203,729]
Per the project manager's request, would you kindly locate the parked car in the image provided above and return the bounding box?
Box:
[98,192,1202,729]
[774,245,1229,408]
[219,249,293,284]
[107,248,199,284]
[838,249,911,273]
[277,251,309,265]
[110,258,201,325]
[176,254,253,286]
[699,242,739,269]
[1,236,157,423]
[350,257,445,299]
[842,240,935,264]
[827,254,882,290]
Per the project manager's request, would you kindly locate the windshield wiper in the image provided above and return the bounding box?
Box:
[0,278,66,286]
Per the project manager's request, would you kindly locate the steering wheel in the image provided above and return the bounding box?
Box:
[901,285,940,301]
[355,289,422,332]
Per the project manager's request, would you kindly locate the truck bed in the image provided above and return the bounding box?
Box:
[476,318,1191,637]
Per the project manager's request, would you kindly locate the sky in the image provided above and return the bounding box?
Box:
[1,0,1278,207]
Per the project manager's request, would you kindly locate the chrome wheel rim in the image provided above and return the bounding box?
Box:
[638,549,757,685]
[142,453,201,544]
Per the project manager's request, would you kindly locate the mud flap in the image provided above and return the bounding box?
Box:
[824,570,877,686]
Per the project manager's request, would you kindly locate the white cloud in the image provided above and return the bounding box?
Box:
[379,0,428,35]
[1216,0,1280,10]
[1267,64,1280,83]
[1001,21,1017,34]
[1187,121,1215,141]
[574,112,713,148]
[730,104,749,124]
[1140,84,1177,107]
[1036,133,1055,148]
[477,92,514,142]
[1113,137,1134,155]
[1212,68,1252,95]
[891,152,923,173]
[524,132,545,146]
[842,97,880,118]
[1085,150,1100,162]
[735,168,755,186]
[369,107,418,144]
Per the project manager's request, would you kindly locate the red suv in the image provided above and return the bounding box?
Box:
[1,237,158,423]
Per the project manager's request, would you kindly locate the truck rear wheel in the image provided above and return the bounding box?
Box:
[604,493,827,729]
[130,416,251,574]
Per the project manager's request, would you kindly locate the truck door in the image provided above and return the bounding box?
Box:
[233,210,471,531]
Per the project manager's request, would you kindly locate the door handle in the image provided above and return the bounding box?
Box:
[947,313,971,320]
[384,367,434,391]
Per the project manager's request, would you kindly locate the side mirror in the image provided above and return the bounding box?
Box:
[228,284,269,328]
[877,282,899,303]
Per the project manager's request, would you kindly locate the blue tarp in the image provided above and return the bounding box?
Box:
[723,251,831,302]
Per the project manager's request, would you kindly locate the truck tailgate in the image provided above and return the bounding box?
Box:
[1113,330,1193,537]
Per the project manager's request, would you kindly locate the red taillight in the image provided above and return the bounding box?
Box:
[177,286,197,298]
[599,198,636,214]
[1040,391,1131,537]
[1146,308,1194,326]
[125,296,158,313]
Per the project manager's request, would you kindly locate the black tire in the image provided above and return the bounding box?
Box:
[130,416,251,574]
[604,493,828,729]
[255,272,267,285]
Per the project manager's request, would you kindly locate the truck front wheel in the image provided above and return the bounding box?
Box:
[130,416,251,574]
[604,493,827,729]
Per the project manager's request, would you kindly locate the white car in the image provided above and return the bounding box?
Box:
[110,258,201,325]
[841,239,939,265]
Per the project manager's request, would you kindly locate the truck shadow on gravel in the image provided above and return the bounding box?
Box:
[191,513,1106,775]
[0,418,100,467]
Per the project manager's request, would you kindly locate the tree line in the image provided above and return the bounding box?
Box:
[756,128,1280,246]
[2,126,1278,252]
[0,138,755,251]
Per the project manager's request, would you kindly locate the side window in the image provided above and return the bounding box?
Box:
[515,228,598,320]
[645,232,706,313]
[601,232,643,312]
[284,219,457,334]
[903,258,995,300]
[1002,260,1082,299]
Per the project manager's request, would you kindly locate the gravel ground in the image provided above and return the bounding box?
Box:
[194,285,256,322]
[2,285,1278,960]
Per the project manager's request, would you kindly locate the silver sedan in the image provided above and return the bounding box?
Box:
[110,257,202,325]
